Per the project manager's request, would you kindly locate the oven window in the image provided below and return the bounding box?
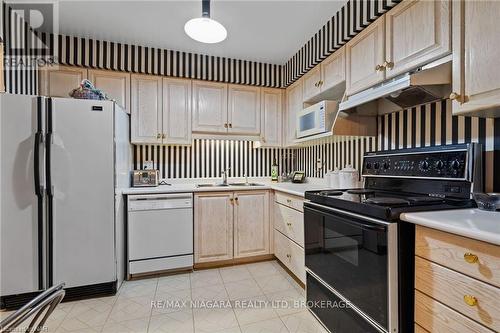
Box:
[304,206,389,329]
[299,112,316,132]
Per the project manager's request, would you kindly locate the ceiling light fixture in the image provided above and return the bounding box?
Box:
[184,0,227,44]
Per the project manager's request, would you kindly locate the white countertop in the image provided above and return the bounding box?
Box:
[119,178,330,197]
[401,209,500,246]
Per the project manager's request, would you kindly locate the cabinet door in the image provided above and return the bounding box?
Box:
[88,69,131,113]
[234,191,270,258]
[451,0,500,117]
[321,47,345,91]
[284,80,302,146]
[228,84,261,135]
[39,65,87,97]
[192,81,228,133]
[162,78,192,144]
[302,66,322,102]
[346,16,385,95]
[260,88,283,147]
[385,0,451,79]
[194,192,234,263]
[0,42,4,92]
[130,74,162,144]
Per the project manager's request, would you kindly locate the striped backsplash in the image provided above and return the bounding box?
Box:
[377,99,499,192]
[133,140,295,179]
[283,0,400,87]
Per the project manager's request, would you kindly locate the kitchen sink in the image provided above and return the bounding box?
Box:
[228,182,264,186]
[196,183,229,187]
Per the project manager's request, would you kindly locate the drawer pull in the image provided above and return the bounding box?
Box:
[463,294,478,306]
[286,199,292,204]
[286,222,292,227]
[286,254,291,259]
[464,253,478,264]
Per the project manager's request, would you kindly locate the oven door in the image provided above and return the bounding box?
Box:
[304,202,398,332]
[296,106,325,138]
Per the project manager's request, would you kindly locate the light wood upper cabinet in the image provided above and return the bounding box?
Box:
[192,81,228,133]
[321,47,346,91]
[302,66,322,102]
[228,84,261,135]
[162,78,192,145]
[131,74,162,144]
[39,65,87,97]
[451,0,500,117]
[259,88,283,147]
[0,42,4,92]
[385,0,451,79]
[284,79,303,146]
[88,69,131,113]
[346,16,386,95]
[233,191,270,258]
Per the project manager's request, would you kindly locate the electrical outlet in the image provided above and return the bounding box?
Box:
[143,160,154,170]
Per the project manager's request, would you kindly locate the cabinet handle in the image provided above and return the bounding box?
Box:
[319,80,324,86]
[156,133,161,139]
[286,222,292,227]
[261,137,266,143]
[224,123,228,128]
[375,64,385,72]
[463,295,478,307]
[235,197,239,203]
[286,254,291,259]
[449,92,460,100]
[162,133,166,139]
[383,61,394,70]
[286,199,292,204]
[314,82,319,87]
[230,198,234,204]
[464,253,478,264]
[229,123,232,128]
[449,92,469,103]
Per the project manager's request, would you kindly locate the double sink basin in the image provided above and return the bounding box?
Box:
[196,182,264,188]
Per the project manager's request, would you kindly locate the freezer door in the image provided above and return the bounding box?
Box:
[47,98,116,288]
[0,94,46,295]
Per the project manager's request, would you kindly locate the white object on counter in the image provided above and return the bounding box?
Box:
[401,209,500,246]
[339,165,359,188]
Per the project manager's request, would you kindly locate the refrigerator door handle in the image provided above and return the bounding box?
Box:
[33,132,43,197]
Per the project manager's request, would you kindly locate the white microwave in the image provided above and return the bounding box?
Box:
[296,100,339,139]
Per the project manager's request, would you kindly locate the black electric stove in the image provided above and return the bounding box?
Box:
[304,144,482,333]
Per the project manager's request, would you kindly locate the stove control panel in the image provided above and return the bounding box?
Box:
[363,149,468,179]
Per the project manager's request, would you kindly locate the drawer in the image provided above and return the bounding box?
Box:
[274,229,305,283]
[275,191,303,212]
[274,203,304,246]
[415,256,500,331]
[416,225,500,288]
[415,290,494,333]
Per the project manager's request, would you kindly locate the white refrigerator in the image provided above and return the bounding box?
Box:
[0,94,130,309]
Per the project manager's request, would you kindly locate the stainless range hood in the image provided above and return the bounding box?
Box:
[339,56,452,114]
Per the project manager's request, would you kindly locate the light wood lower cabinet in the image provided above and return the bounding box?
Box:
[274,229,305,283]
[274,203,304,247]
[234,191,270,258]
[194,192,234,263]
[414,226,500,332]
[194,190,271,264]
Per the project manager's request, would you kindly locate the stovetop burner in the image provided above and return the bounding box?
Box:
[346,189,375,195]
[364,197,410,206]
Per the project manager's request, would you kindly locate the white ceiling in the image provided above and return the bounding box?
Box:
[53,0,347,64]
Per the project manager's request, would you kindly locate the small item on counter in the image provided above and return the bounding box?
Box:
[131,169,159,187]
[271,158,279,182]
[473,193,500,211]
[291,170,306,183]
[339,165,359,188]
[69,79,108,100]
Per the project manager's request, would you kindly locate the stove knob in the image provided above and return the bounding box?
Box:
[373,162,380,170]
[383,161,390,170]
[419,160,430,171]
[435,160,445,170]
[451,159,460,170]
[366,162,372,170]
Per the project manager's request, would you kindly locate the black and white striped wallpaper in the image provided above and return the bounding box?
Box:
[133,140,295,179]
[2,1,39,95]
[35,31,283,88]
[377,99,500,192]
[283,0,400,87]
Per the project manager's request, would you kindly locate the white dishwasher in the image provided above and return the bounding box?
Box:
[127,193,193,277]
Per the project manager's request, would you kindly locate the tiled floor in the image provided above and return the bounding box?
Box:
[0,260,328,333]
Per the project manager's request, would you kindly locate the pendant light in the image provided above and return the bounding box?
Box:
[184,0,227,44]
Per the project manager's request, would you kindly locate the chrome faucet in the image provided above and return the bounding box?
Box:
[221,168,231,185]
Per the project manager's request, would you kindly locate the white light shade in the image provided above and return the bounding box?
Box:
[184,17,227,44]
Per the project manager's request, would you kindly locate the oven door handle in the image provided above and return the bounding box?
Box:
[304,203,390,230]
